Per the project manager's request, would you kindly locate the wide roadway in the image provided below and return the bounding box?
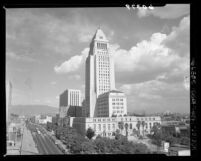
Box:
[27,122,63,155]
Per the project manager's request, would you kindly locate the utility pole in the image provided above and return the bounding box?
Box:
[19,122,25,155]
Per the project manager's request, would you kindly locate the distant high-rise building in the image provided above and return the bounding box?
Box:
[59,89,81,118]
[85,28,116,117]
[6,81,12,123]
[9,81,12,106]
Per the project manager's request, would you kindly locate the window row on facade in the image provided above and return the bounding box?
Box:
[91,117,158,123]
[112,98,124,101]
[98,55,109,60]
[99,82,110,85]
[113,110,124,114]
[112,106,124,109]
[89,122,159,132]
[93,123,115,131]
[99,73,110,76]
[97,51,108,54]
[112,102,124,105]
[98,71,110,74]
[97,43,107,50]
[99,85,110,88]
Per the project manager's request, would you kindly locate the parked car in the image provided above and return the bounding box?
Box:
[55,140,59,144]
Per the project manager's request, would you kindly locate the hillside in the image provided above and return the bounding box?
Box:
[8,105,59,117]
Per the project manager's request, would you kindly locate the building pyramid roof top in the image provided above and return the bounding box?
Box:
[92,27,108,42]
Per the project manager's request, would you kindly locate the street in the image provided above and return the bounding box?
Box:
[27,122,63,155]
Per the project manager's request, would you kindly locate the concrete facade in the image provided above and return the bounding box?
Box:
[85,28,116,118]
[96,90,127,117]
[72,116,161,138]
[67,106,82,117]
[59,89,81,118]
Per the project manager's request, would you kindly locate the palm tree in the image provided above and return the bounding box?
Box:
[118,121,124,135]
[144,122,148,136]
[141,121,145,137]
[136,121,141,137]
[125,123,128,138]
[132,128,138,137]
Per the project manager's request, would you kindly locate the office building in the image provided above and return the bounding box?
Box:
[59,89,81,118]
[96,90,127,117]
[85,28,116,117]
[72,116,161,137]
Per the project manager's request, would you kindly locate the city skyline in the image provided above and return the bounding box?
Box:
[6,5,190,114]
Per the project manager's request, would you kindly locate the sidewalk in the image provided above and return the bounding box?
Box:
[21,125,38,155]
[6,130,22,155]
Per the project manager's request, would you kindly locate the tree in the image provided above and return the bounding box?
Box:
[69,133,87,153]
[94,137,107,153]
[136,121,141,137]
[116,129,120,135]
[81,141,96,154]
[132,128,138,137]
[86,127,95,140]
[96,134,102,139]
[46,122,52,131]
[118,121,124,135]
[148,123,163,147]
[141,121,146,137]
[151,122,161,135]
[55,126,63,139]
[179,137,190,146]
[125,123,128,138]
[133,143,150,154]
[115,129,126,140]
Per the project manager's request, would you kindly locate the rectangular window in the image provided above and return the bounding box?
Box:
[112,124,115,129]
[103,124,106,130]
[108,124,110,130]
[99,124,101,131]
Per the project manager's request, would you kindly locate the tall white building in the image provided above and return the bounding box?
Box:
[63,28,161,139]
[85,28,116,117]
[59,89,81,118]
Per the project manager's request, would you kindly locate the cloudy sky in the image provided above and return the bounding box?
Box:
[6,5,190,114]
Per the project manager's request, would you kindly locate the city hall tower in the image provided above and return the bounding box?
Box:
[85,28,115,117]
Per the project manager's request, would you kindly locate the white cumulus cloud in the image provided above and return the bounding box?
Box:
[54,48,89,74]
[112,32,178,72]
[183,76,190,91]
[137,4,189,19]
[112,16,189,86]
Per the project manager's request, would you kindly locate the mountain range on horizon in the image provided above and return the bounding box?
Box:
[7,104,188,118]
[8,104,59,117]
